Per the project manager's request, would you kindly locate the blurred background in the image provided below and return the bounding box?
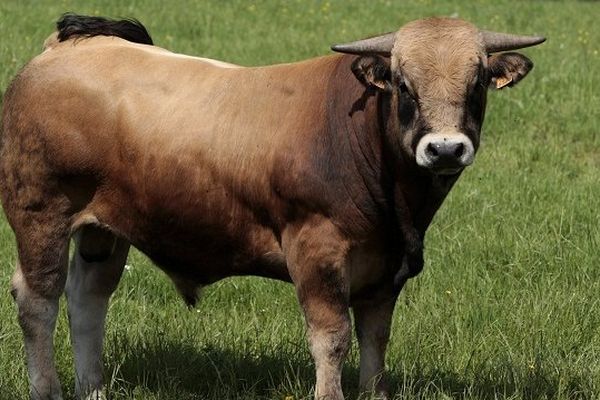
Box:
[0,1,598,399]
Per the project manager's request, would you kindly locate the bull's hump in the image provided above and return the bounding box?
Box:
[139,45,241,69]
[38,35,241,71]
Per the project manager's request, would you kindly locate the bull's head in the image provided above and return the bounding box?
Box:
[332,17,545,175]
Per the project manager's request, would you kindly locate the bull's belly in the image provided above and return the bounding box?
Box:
[111,222,390,300]
[127,221,290,285]
[86,181,391,299]
[131,231,390,303]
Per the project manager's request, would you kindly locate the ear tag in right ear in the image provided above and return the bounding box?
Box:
[495,76,513,89]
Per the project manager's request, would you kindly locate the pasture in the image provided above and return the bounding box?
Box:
[0,0,598,399]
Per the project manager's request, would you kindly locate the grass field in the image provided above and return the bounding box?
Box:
[0,0,599,399]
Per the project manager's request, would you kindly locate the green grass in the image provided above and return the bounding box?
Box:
[0,0,599,399]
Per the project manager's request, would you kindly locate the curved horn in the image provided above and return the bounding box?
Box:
[481,30,546,53]
[331,31,396,56]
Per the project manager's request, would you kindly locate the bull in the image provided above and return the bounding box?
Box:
[0,13,544,400]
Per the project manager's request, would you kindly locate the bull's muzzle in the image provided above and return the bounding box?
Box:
[415,132,475,175]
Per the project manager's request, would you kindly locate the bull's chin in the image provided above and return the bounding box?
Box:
[431,166,464,176]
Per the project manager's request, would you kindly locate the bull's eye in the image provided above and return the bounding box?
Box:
[481,71,491,87]
[468,68,488,94]
[398,83,418,125]
[398,78,415,99]
[475,65,489,88]
[475,73,487,89]
[399,81,409,93]
[398,79,416,102]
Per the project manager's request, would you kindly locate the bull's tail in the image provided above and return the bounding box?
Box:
[56,13,153,45]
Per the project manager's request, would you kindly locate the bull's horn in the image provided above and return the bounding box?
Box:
[331,31,396,56]
[481,30,546,53]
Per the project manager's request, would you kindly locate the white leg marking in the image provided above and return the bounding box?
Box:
[66,230,129,399]
[354,300,396,399]
[12,265,65,400]
[307,320,351,400]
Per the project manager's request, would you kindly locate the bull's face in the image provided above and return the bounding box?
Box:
[333,18,544,176]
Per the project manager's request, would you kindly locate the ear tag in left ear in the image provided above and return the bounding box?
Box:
[364,69,388,91]
[372,79,388,91]
[495,76,513,89]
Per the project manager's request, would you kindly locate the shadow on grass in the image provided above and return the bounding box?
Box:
[107,337,592,399]
[384,366,586,400]
[107,335,318,399]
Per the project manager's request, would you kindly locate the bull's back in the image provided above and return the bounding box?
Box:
[19,37,336,191]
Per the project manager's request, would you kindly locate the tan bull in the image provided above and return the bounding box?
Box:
[0,13,544,400]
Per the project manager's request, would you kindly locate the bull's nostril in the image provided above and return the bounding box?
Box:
[426,143,438,157]
[454,143,465,158]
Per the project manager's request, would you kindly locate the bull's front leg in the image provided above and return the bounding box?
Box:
[353,296,397,399]
[283,218,352,400]
[302,283,351,400]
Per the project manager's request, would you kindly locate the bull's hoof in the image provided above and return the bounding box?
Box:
[30,391,63,400]
[83,389,106,400]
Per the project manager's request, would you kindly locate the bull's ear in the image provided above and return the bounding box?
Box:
[488,52,534,90]
[351,55,392,92]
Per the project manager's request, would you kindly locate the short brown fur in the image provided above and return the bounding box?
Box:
[0,15,542,400]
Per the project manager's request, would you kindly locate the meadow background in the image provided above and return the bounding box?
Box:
[0,0,598,399]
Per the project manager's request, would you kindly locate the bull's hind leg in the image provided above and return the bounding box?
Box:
[66,226,129,399]
[9,213,71,400]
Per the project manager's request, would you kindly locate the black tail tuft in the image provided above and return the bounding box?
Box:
[56,13,153,45]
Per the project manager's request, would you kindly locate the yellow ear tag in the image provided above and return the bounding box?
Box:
[495,76,513,89]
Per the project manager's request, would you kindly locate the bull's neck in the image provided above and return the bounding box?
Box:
[378,80,461,233]
[328,55,458,236]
